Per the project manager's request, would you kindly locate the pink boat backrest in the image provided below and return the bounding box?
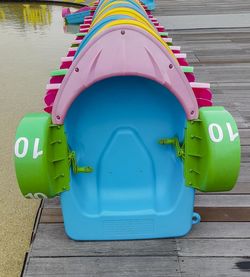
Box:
[62,7,70,18]
[74,6,91,14]
[52,25,199,124]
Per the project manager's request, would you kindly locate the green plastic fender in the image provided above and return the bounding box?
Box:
[14,113,70,199]
[185,106,241,192]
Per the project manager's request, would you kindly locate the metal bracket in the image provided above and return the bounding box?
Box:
[159,137,185,159]
[68,151,93,174]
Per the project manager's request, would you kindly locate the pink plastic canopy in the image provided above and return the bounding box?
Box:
[52,25,198,124]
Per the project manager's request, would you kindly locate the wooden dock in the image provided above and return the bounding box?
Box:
[22,1,250,276]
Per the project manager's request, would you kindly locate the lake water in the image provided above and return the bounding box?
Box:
[0,2,78,152]
[0,3,78,276]
[0,2,77,117]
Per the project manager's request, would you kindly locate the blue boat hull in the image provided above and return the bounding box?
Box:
[65,10,91,24]
[62,76,195,240]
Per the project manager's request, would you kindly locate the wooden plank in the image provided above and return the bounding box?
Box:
[172,41,245,52]
[26,221,250,276]
[197,53,250,64]
[40,206,250,224]
[24,256,181,277]
[194,195,250,221]
[172,35,250,45]
[241,146,250,162]
[40,206,62,223]
[172,46,250,59]
[41,221,250,236]
[170,28,250,36]
[179,257,250,277]
[187,222,250,238]
[212,82,250,89]
[177,239,250,257]
[30,224,178,257]
[193,64,250,84]
[195,207,250,222]
[154,1,250,16]
[44,194,250,208]
[44,197,60,208]
[195,195,250,207]
[30,222,250,258]
[197,186,250,195]
[40,200,250,224]
[156,13,250,31]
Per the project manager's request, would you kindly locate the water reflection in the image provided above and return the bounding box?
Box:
[0,5,76,274]
[63,23,79,34]
[0,3,52,27]
[0,2,76,116]
[0,8,5,21]
[23,4,51,26]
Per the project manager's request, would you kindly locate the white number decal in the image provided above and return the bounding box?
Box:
[208,123,239,143]
[25,192,48,199]
[226,122,239,142]
[208,123,223,143]
[15,137,43,159]
[33,138,43,159]
[15,137,29,158]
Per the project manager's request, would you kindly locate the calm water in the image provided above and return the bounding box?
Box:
[0,1,79,207]
[0,2,77,114]
[0,3,78,150]
[0,2,78,228]
[0,4,81,276]
[0,1,81,190]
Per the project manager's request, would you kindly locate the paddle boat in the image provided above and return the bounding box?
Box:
[62,0,155,24]
[62,6,91,24]
[15,0,240,240]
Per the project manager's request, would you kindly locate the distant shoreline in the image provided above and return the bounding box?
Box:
[0,0,85,7]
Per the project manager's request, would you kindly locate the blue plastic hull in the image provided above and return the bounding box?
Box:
[61,76,195,240]
[65,10,91,24]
